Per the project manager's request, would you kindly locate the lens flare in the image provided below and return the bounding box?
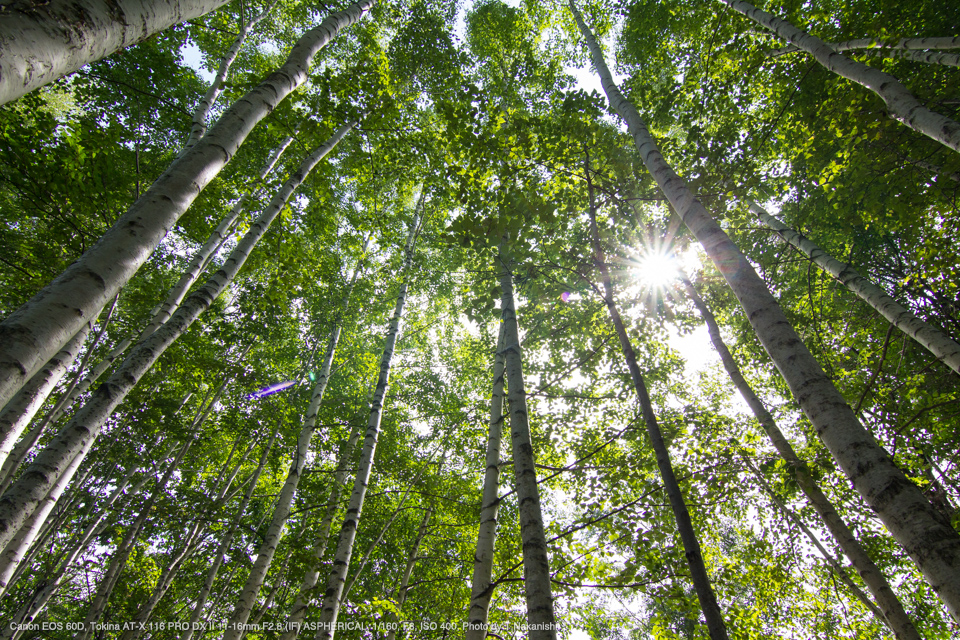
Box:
[636,252,679,288]
[561,292,572,302]
[249,379,296,399]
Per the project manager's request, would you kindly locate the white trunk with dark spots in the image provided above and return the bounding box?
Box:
[571,0,960,621]
[0,122,355,552]
[771,36,960,57]
[720,0,960,152]
[750,201,960,376]
[0,0,374,410]
[313,212,420,640]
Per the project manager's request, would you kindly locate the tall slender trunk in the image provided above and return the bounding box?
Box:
[0,324,90,469]
[140,134,296,340]
[0,0,237,105]
[570,0,960,621]
[583,159,728,639]
[750,200,960,375]
[0,122,356,551]
[497,249,558,640]
[771,36,960,57]
[281,420,362,640]
[384,508,432,640]
[182,0,280,149]
[857,49,960,67]
[682,276,921,640]
[742,455,887,623]
[181,428,279,640]
[719,0,960,153]
[314,211,420,640]
[466,322,507,639]
[223,248,367,639]
[0,0,375,409]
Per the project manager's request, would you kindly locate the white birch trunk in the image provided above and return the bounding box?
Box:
[384,508,432,640]
[181,429,279,640]
[0,324,90,469]
[750,201,960,375]
[223,245,366,640]
[771,36,960,57]
[497,251,558,640]
[0,0,375,410]
[0,0,235,105]
[570,0,960,621]
[281,421,362,640]
[139,134,295,340]
[0,121,355,552]
[720,0,960,153]
[465,322,507,640]
[858,49,960,67]
[182,0,280,149]
[313,212,420,640]
[683,277,921,640]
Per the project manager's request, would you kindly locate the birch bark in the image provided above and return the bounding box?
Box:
[719,0,960,153]
[584,161,728,640]
[0,324,90,469]
[465,322,507,639]
[0,0,235,105]
[223,246,367,640]
[0,0,375,410]
[313,211,420,640]
[771,36,960,57]
[570,0,960,621]
[682,276,921,640]
[0,122,356,552]
[384,508,432,640]
[497,249,558,640]
[750,201,960,376]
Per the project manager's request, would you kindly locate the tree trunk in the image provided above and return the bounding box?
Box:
[181,428,279,640]
[570,0,960,621]
[497,249,558,640]
[182,0,280,149]
[0,324,90,469]
[858,49,960,67]
[281,420,362,640]
[750,200,960,375]
[771,36,960,57]
[0,0,237,106]
[0,0,375,410]
[384,508,432,640]
[583,157,729,639]
[720,0,960,153]
[465,322,507,640]
[139,134,296,339]
[0,121,356,551]
[223,247,367,640]
[682,276,922,640]
[314,211,420,640]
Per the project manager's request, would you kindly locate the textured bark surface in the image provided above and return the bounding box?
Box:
[0,323,89,469]
[314,213,419,640]
[721,0,960,153]
[0,0,233,105]
[0,122,355,552]
[0,0,374,410]
[683,277,921,640]
[223,248,365,639]
[497,253,558,640]
[584,161,728,640]
[465,322,507,640]
[571,0,960,622]
[384,508,431,640]
[771,36,960,57]
[751,201,960,375]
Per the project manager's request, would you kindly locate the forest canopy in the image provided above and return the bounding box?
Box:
[0,0,958,638]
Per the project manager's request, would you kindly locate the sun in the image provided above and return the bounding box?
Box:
[635,251,679,288]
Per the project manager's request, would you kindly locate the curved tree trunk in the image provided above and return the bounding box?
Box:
[0,122,356,552]
[584,160,728,639]
[750,200,960,376]
[0,0,236,106]
[223,245,367,640]
[720,0,960,153]
[0,0,375,410]
[314,210,420,640]
[497,249,558,640]
[0,324,90,469]
[682,276,922,640]
[465,322,507,640]
[570,0,960,622]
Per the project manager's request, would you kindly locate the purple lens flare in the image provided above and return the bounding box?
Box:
[249,379,296,399]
